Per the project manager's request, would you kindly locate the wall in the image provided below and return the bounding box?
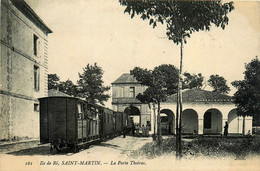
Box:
[112,83,151,128]
[0,0,49,140]
[156,102,253,135]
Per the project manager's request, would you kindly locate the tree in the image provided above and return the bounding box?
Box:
[182,72,204,90]
[232,57,260,135]
[58,79,78,97]
[77,63,110,105]
[119,0,234,158]
[48,74,60,90]
[131,64,179,144]
[208,74,230,94]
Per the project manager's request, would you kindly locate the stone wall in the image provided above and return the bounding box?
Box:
[0,0,49,140]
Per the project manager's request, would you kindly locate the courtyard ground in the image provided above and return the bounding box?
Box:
[0,135,259,171]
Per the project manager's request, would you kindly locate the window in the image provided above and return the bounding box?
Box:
[204,112,211,129]
[34,103,39,112]
[33,34,38,56]
[130,87,135,98]
[34,65,40,91]
[120,87,124,97]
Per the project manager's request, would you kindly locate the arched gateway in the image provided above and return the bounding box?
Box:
[160,109,175,135]
[203,108,222,134]
[182,109,198,134]
[124,106,141,126]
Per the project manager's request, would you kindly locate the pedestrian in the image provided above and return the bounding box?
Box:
[123,126,126,138]
[145,124,149,137]
[131,124,135,136]
[136,125,139,136]
[141,124,145,136]
[168,122,172,134]
[224,121,228,137]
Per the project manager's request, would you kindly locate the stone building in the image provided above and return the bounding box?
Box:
[111,73,151,127]
[159,89,252,135]
[0,0,52,140]
[112,73,253,135]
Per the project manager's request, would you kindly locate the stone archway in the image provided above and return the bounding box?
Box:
[160,109,175,135]
[203,108,222,134]
[124,106,140,126]
[182,109,198,134]
[228,109,239,134]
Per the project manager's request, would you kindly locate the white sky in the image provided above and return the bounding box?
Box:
[26,0,260,107]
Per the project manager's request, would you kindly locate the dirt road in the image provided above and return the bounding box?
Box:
[0,136,152,171]
[1,136,260,171]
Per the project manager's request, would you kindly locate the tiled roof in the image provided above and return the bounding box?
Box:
[112,73,139,84]
[48,89,71,97]
[166,89,233,103]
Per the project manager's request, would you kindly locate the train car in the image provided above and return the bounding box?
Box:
[39,96,100,152]
[114,111,128,135]
[114,111,122,135]
[99,107,114,140]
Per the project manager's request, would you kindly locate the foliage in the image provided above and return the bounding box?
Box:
[58,79,78,97]
[119,0,234,44]
[208,74,230,94]
[182,72,204,90]
[48,74,60,90]
[131,136,260,159]
[131,64,179,103]
[119,0,234,157]
[131,64,179,144]
[131,137,177,159]
[77,63,110,105]
[48,74,78,96]
[232,57,260,118]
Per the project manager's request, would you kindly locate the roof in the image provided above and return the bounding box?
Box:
[10,0,52,34]
[48,89,71,97]
[166,89,233,103]
[112,73,139,84]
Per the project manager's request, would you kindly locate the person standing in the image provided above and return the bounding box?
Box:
[131,124,135,136]
[123,126,126,138]
[224,121,229,137]
[141,124,145,136]
[136,125,140,136]
[145,124,149,137]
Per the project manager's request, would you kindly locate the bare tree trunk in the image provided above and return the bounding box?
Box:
[178,38,184,158]
[157,100,162,145]
[175,79,179,158]
[242,116,245,136]
[153,102,157,141]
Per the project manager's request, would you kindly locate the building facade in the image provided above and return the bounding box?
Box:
[158,89,252,135]
[112,74,253,135]
[0,0,52,140]
[111,73,151,127]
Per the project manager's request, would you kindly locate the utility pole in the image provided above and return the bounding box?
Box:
[152,101,157,141]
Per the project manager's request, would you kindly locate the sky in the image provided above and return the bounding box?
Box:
[25,0,260,107]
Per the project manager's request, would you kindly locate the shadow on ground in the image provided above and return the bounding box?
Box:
[97,143,120,149]
[7,145,89,156]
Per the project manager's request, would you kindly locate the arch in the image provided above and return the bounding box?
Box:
[182,109,198,134]
[160,109,175,135]
[228,108,239,134]
[124,106,141,126]
[203,108,222,134]
[124,106,140,115]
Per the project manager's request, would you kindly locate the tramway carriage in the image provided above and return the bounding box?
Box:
[114,111,128,135]
[99,108,114,140]
[39,96,100,152]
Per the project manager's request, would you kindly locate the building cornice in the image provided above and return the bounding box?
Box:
[10,0,52,34]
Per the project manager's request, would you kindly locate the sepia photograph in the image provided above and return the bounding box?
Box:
[0,0,260,170]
